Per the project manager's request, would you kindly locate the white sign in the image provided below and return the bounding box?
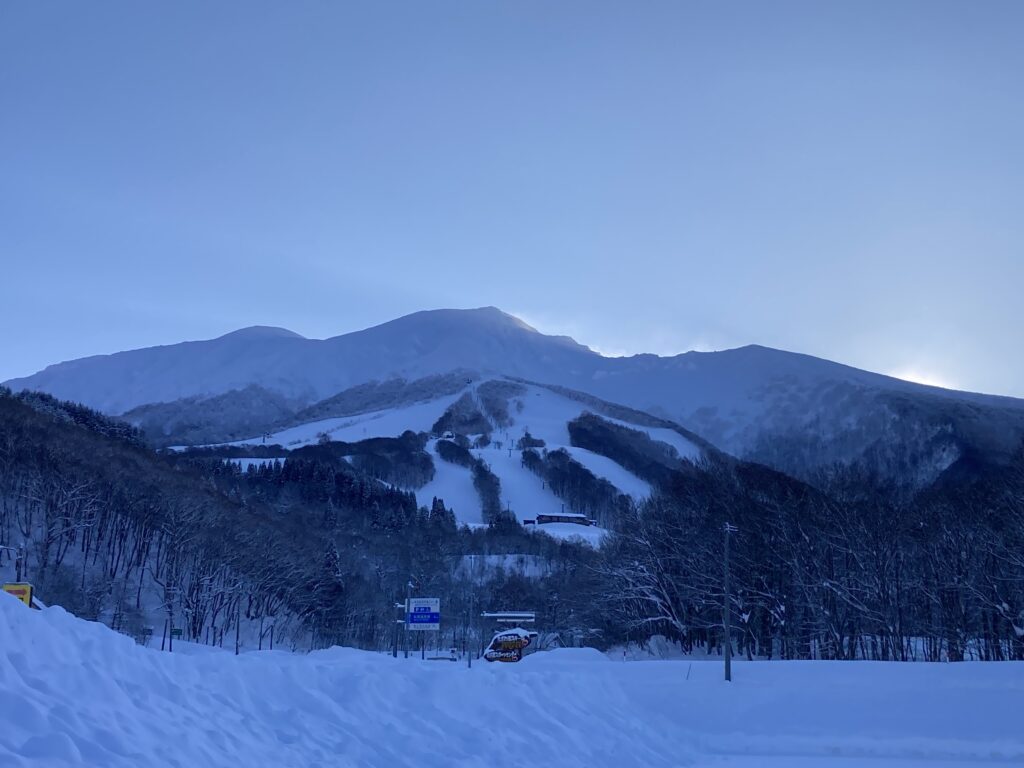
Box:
[406,598,440,631]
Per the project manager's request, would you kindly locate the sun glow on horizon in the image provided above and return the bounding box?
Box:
[888,369,956,390]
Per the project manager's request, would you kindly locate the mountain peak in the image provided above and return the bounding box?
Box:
[215,326,305,342]
[376,306,592,352]
[467,305,538,331]
[358,306,538,334]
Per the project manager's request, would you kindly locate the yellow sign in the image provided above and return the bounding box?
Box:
[484,630,534,663]
[2,583,33,607]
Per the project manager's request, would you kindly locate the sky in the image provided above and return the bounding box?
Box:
[1,1,1022,396]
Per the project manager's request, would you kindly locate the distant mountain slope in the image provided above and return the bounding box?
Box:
[123,372,477,447]
[8,306,1024,488]
[187,377,710,538]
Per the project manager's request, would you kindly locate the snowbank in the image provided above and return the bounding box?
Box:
[3,596,1023,767]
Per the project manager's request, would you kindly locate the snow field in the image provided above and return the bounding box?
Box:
[212,383,695,541]
[2,596,1022,768]
[225,394,464,449]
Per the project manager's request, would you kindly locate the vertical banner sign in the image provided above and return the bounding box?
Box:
[2,583,33,607]
[406,598,440,631]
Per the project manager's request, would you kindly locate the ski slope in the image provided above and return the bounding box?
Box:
[2,596,1022,768]
[499,386,701,465]
[416,441,483,525]
[209,381,694,542]
[562,446,653,498]
[472,444,608,544]
[224,394,463,449]
[416,439,607,543]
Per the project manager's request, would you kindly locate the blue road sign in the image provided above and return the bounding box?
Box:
[405,598,441,631]
[408,612,441,623]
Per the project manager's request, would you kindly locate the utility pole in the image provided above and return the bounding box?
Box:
[0,545,24,582]
[167,585,176,654]
[404,580,413,659]
[393,601,404,658]
[723,522,738,682]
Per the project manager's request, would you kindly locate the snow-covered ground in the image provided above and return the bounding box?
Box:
[224,394,464,449]
[2,596,1022,768]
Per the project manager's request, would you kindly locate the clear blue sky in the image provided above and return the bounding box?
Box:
[2,1,1022,395]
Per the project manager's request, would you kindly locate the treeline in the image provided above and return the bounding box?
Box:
[14,389,145,445]
[167,451,601,651]
[0,388,277,648]
[587,431,1024,661]
[431,393,491,436]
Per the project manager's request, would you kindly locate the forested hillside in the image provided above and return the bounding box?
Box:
[0,388,599,651]
[2,385,1022,661]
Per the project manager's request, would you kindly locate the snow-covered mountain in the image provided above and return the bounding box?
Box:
[8,307,1024,487]
[4,309,589,415]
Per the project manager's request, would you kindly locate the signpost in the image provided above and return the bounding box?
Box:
[406,598,440,660]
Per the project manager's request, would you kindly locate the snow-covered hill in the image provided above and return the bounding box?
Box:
[9,306,1024,487]
[3,596,1022,768]
[201,380,704,543]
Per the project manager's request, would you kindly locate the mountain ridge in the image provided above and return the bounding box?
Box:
[10,306,1018,405]
[7,306,1024,489]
